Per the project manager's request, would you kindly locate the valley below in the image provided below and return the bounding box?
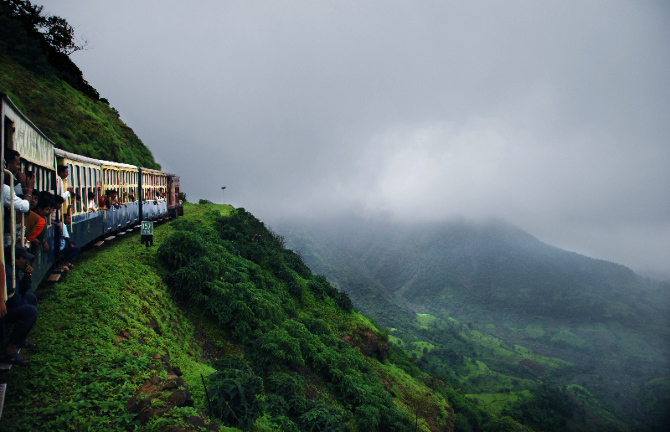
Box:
[276,216,670,431]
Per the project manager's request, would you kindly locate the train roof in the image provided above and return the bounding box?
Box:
[54,148,103,166]
[99,159,138,170]
[1,92,54,145]
[1,92,56,169]
[140,167,176,177]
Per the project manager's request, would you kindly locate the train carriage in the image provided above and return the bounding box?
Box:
[2,92,58,291]
[139,168,169,221]
[2,91,183,296]
[54,149,104,248]
[100,161,140,233]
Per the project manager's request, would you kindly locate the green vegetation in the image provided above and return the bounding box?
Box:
[1,203,225,430]
[158,206,443,431]
[0,3,160,168]
[1,204,535,431]
[277,216,670,431]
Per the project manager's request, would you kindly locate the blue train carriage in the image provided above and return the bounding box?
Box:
[138,167,169,221]
[54,149,105,246]
[100,160,140,235]
[1,91,57,291]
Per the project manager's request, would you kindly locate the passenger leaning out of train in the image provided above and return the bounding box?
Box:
[87,191,98,212]
[56,165,73,202]
[49,194,65,230]
[98,192,107,210]
[26,194,52,254]
[1,245,38,366]
[105,189,121,209]
[57,214,79,272]
[113,190,127,208]
[2,149,34,214]
[23,191,43,245]
[3,150,34,247]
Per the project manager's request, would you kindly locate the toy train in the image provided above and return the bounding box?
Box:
[1,91,183,290]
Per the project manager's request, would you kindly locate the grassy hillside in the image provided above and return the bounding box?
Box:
[2,204,534,432]
[0,13,160,168]
[276,216,670,432]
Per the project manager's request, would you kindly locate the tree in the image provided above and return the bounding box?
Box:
[1,0,87,55]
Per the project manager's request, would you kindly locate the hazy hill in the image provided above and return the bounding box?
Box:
[0,9,160,168]
[275,215,670,431]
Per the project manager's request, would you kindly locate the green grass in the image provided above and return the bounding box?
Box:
[464,392,527,413]
[1,203,235,431]
[415,313,437,329]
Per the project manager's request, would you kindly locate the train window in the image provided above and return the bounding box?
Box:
[3,117,15,149]
[94,169,99,197]
[85,167,90,209]
[76,165,82,213]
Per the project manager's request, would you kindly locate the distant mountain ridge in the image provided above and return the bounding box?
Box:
[275,215,670,432]
[277,216,662,325]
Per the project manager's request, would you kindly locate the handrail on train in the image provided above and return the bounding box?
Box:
[2,168,16,300]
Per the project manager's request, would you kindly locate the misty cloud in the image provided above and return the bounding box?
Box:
[36,0,670,273]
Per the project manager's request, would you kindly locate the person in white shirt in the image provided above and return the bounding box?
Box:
[3,149,32,214]
[87,191,98,212]
[56,165,72,201]
[3,149,33,247]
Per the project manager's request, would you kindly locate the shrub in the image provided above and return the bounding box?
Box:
[288,280,304,297]
[297,401,349,432]
[208,355,264,430]
[315,275,340,298]
[336,292,354,313]
[299,317,332,336]
[198,198,214,204]
[283,250,312,278]
[247,327,304,374]
[308,280,325,300]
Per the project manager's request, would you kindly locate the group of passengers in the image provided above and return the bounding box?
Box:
[86,189,137,213]
[0,150,81,365]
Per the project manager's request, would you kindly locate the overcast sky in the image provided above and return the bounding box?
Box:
[37,0,670,274]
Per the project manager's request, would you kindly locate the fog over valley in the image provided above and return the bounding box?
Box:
[37,0,670,275]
